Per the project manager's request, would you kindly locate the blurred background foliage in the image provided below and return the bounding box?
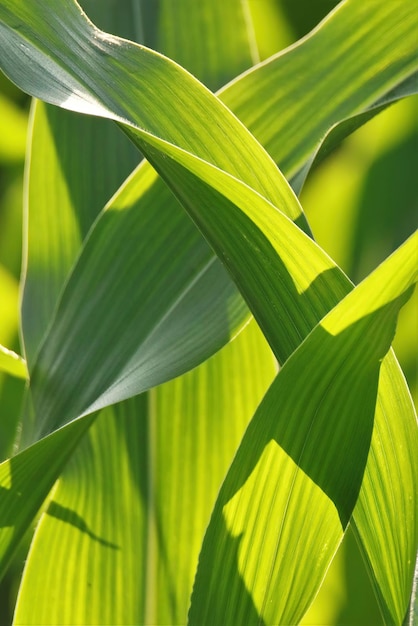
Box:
[0,0,416,624]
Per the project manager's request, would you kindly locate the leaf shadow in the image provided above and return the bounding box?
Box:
[221,291,411,529]
[195,519,267,626]
[46,500,119,550]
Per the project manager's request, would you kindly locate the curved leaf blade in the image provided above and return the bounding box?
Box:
[13,322,276,625]
[18,0,417,384]
[0,0,307,445]
[1,5,272,618]
[0,2,416,621]
[189,234,417,625]
[21,0,259,367]
[225,0,418,187]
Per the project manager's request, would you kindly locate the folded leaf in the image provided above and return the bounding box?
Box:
[0,1,416,622]
[189,234,417,625]
[13,321,276,625]
[1,5,274,617]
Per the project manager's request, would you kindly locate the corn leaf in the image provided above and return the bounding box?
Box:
[0,1,416,622]
[21,0,417,372]
[0,346,27,380]
[11,2,274,625]
[0,0,307,445]
[0,415,94,581]
[223,0,418,189]
[2,0,415,442]
[22,100,140,365]
[1,0,413,443]
[138,116,417,626]
[21,0,258,366]
[189,234,417,625]
[13,321,276,625]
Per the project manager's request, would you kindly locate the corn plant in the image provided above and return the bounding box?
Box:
[0,0,417,624]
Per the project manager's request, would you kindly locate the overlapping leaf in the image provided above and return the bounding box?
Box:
[20,0,418,375]
[8,2,275,624]
[21,0,258,367]
[0,0,416,623]
[0,0,413,442]
[1,0,308,446]
[0,414,94,581]
[13,321,276,625]
[0,0,415,442]
[223,0,418,189]
[189,233,417,625]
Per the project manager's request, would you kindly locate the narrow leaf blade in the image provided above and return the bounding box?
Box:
[189,235,417,625]
[0,346,27,380]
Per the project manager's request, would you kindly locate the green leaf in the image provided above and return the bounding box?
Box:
[0,0,292,212]
[0,1,416,621]
[0,415,94,581]
[189,234,417,626]
[0,0,306,445]
[0,345,27,380]
[223,1,418,189]
[1,0,413,443]
[22,101,139,365]
[145,126,417,626]
[10,4,274,625]
[22,0,258,366]
[147,0,259,90]
[13,321,276,625]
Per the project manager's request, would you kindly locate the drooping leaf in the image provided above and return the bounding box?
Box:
[13,321,276,625]
[0,1,416,622]
[0,0,307,445]
[1,0,414,443]
[189,234,417,626]
[18,0,416,395]
[21,0,258,366]
[224,1,418,190]
[10,3,275,625]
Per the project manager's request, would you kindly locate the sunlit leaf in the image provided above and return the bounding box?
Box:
[1,0,414,443]
[0,346,27,380]
[224,1,418,190]
[9,3,275,625]
[13,321,276,625]
[189,234,417,626]
[0,415,94,581]
[0,2,416,622]
[0,0,307,445]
